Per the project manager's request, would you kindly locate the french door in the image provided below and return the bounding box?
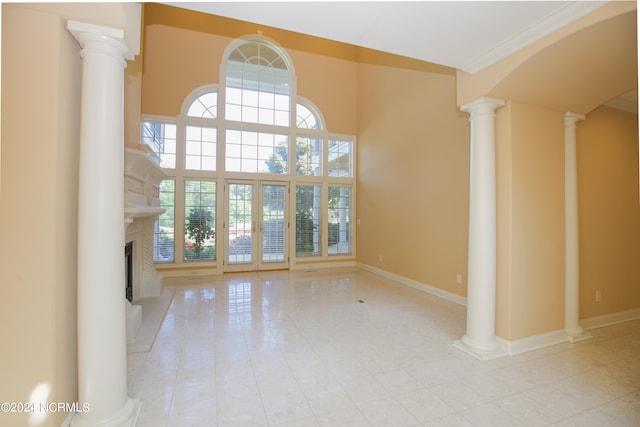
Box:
[224,180,289,272]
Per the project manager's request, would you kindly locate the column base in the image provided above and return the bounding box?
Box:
[70,397,141,427]
[453,337,508,361]
[566,330,593,343]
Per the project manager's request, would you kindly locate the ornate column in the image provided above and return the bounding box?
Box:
[564,112,591,343]
[454,97,506,361]
[68,20,141,426]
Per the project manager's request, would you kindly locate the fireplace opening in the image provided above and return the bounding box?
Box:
[125,241,133,302]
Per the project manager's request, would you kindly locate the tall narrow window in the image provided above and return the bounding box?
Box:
[296,185,321,256]
[328,138,353,178]
[142,121,177,169]
[185,125,216,171]
[185,91,217,171]
[184,180,216,261]
[153,179,175,262]
[328,186,351,255]
[296,136,322,176]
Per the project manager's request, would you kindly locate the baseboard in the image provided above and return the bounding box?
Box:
[497,329,569,356]
[157,267,220,278]
[581,307,640,331]
[495,310,640,356]
[157,260,358,276]
[356,262,467,306]
[292,260,357,272]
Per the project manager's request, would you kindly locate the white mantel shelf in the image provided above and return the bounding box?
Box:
[124,147,167,223]
[125,205,165,224]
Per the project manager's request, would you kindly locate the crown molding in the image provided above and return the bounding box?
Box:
[461,1,607,74]
[604,89,638,113]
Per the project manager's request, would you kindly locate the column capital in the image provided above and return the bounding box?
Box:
[564,111,586,127]
[68,20,134,62]
[461,96,506,114]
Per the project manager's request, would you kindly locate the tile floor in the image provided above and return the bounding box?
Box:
[127,268,640,426]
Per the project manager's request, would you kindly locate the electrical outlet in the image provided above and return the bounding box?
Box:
[378,255,383,263]
[456,274,463,284]
[596,290,602,302]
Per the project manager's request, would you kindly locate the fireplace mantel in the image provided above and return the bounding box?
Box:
[124,147,167,225]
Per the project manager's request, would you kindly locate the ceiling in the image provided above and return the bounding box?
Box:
[164,1,607,74]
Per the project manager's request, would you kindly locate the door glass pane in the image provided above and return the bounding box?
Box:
[262,185,286,263]
[296,185,321,256]
[184,181,216,261]
[228,183,253,264]
[153,179,175,262]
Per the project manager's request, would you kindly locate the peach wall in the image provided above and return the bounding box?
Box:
[495,102,566,340]
[142,25,223,117]
[577,106,640,318]
[495,104,513,339]
[355,62,470,297]
[1,5,80,426]
[289,50,357,135]
[14,2,142,54]
[510,102,566,339]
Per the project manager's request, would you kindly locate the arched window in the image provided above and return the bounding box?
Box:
[296,102,322,130]
[187,92,218,118]
[223,38,293,175]
[148,36,355,270]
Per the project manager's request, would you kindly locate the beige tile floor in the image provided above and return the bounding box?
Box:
[127,268,640,426]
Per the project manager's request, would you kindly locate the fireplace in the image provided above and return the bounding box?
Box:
[123,147,168,344]
[125,241,133,302]
[124,147,167,299]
